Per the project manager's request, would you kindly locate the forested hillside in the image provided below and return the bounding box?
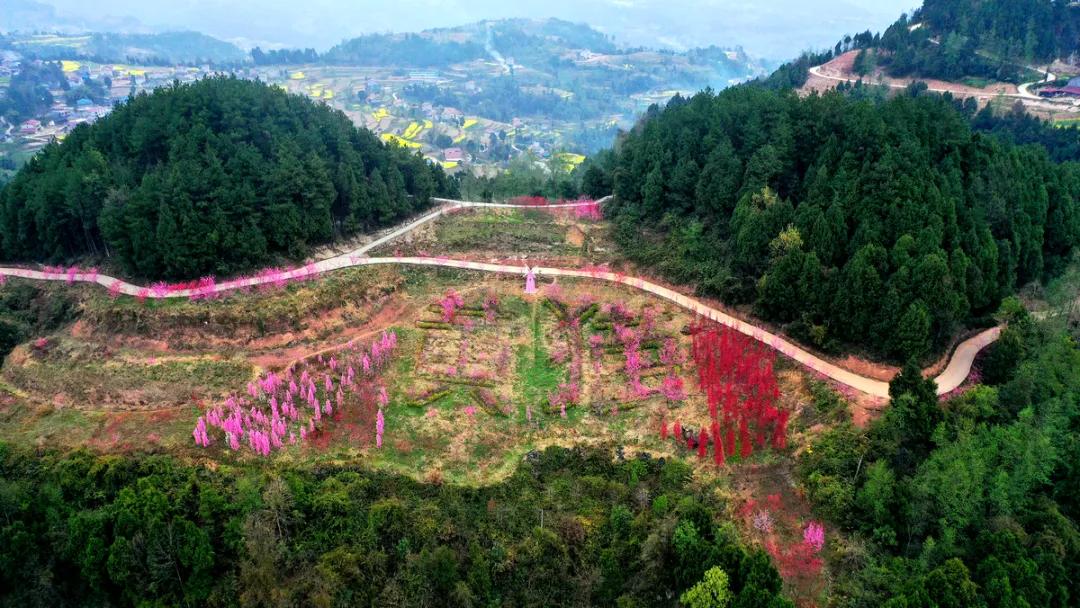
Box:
[602,86,1080,360]
[0,61,67,124]
[0,77,457,279]
[0,446,793,607]
[915,0,1079,64]
[322,19,618,68]
[802,305,1080,606]
[848,0,1079,83]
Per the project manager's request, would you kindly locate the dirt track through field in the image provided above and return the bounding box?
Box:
[0,196,999,400]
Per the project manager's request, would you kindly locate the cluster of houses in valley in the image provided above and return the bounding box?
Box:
[3,55,585,176]
[2,60,222,150]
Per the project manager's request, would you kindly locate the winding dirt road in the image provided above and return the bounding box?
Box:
[809,53,1065,108]
[0,197,998,400]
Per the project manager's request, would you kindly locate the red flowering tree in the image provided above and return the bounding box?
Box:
[691,321,787,462]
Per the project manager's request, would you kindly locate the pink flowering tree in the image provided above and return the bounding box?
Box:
[803,522,825,552]
[440,289,465,322]
[660,374,686,402]
[376,408,385,448]
[483,293,499,323]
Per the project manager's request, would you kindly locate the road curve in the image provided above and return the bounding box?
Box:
[0,196,992,400]
[808,64,1024,98]
[810,60,1063,107]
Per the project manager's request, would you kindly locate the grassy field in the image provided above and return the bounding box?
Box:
[371,207,614,262]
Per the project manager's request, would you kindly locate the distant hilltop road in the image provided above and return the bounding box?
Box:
[0,196,999,401]
[807,49,1068,109]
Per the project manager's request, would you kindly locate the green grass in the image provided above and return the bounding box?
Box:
[514,300,567,418]
[0,402,98,444]
[83,266,403,338]
[961,77,993,89]
[436,219,568,251]
[4,354,253,407]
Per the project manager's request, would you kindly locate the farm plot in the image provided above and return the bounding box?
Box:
[372,207,614,262]
[352,274,721,483]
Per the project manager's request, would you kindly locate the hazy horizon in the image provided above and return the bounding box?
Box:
[11,0,917,60]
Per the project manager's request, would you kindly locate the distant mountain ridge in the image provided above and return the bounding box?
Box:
[0,0,145,36]
[8,31,247,65]
[322,18,644,68]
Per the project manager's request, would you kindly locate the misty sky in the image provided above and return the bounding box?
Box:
[37,0,917,60]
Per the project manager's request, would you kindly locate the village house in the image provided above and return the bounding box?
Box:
[1039,77,1080,98]
[443,147,466,163]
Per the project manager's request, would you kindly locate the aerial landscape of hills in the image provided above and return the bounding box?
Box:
[0,1,1078,606]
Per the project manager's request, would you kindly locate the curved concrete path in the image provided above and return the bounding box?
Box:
[0,196,994,400]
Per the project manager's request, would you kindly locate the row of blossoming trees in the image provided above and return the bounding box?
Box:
[192,331,398,456]
[533,282,691,420]
[1,262,332,303]
[2,196,602,303]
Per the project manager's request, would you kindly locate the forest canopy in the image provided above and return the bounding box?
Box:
[601,86,1080,361]
[914,0,1080,64]
[0,76,457,280]
[0,445,793,607]
[801,307,1080,606]
[845,0,1079,84]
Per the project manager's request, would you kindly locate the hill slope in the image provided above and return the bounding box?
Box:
[600,86,1080,361]
[845,0,1079,84]
[0,76,457,279]
[321,18,758,92]
[323,18,617,68]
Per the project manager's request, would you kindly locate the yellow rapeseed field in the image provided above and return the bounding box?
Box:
[381,133,423,149]
[402,122,423,140]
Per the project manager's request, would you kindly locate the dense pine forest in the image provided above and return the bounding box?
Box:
[865,0,1079,83]
[600,85,1080,360]
[0,445,792,608]
[0,77,457,279]
[771,0,1080,86]
[914,0,1080,64]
